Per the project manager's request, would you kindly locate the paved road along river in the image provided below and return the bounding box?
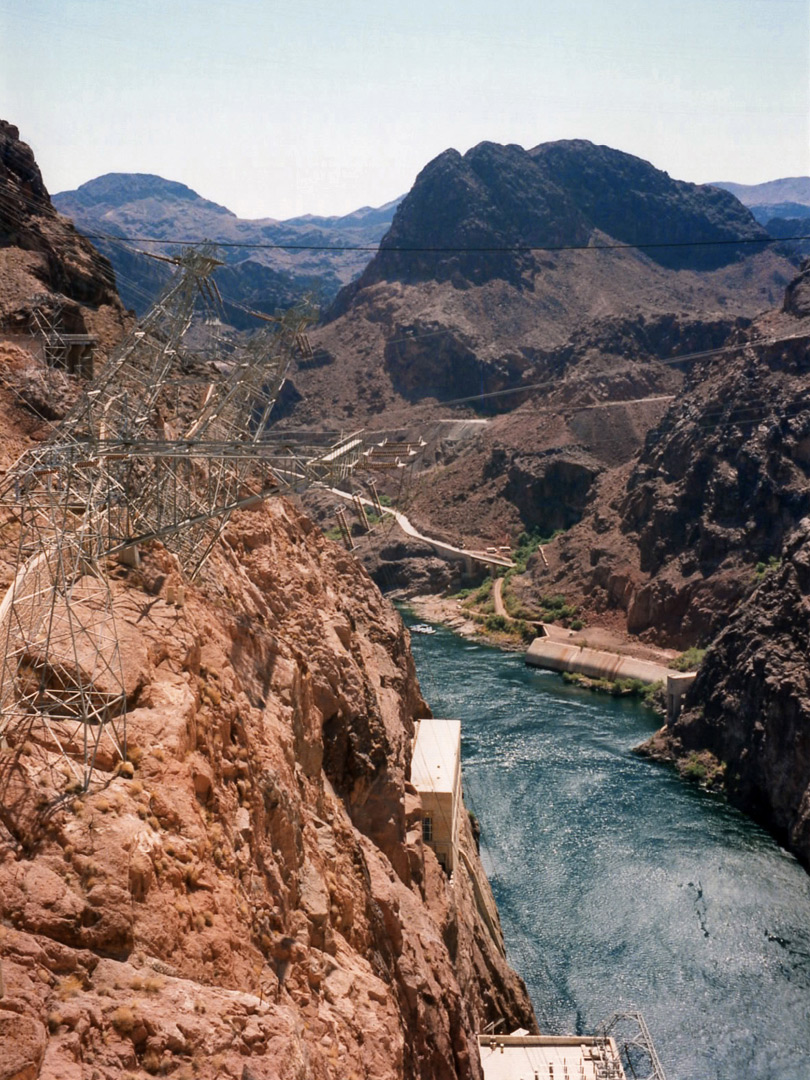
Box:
[403,613,810,1080]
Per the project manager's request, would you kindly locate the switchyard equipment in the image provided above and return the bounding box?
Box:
[0,247,421,807]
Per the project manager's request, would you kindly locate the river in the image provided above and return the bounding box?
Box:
[403,616,810,1080]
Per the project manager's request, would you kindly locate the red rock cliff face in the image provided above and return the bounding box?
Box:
[0,499,535,1080]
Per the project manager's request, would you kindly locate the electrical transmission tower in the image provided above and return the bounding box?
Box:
[0,247,420,808]
[596,1012,668,1080]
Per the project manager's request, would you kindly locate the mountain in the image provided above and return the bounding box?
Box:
[53,174,401,320]
[279,141,795,559]
[711,178,810,256]
[330,140,765,308]
[711,177,810,208]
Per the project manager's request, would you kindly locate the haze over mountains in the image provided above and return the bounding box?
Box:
[53,174,401,321]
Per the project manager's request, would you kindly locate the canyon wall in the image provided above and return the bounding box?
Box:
[0,499,535,1080]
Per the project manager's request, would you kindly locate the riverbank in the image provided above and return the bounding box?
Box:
[402,590,680,666]
[405,624,810,1080]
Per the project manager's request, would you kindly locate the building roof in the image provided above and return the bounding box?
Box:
[411,718,460,795]
[478,1035,626,1080]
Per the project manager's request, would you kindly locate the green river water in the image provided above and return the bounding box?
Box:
[403,614,810,1080]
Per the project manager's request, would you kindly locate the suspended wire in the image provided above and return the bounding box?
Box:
[2,141,805,258]
[4,145,809,442]
[63,230,810,255]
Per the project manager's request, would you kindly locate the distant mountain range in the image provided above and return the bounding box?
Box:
[711,176,810,208]
[711,177,810,254]
[54,164,809,326]
[53,174,402,322]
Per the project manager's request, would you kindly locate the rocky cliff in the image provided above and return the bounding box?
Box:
[0,121,128,348]
[641,517,810,868]
[525,259,810,647]
[0,496,535,1080]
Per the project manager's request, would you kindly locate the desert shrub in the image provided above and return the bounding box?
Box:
[484,614,509,633]
[641,680,665,706]
[111,1006,137,1035]
[754,555,781,582]
[512,619,536,643]
[669,648,706,672]
[142,1049,163,1074]
[538,593,578,623]
[475,578,493,602]
[682,752,708,782]
[57,974,82,999]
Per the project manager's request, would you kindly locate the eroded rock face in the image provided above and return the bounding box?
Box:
[503,448,604,535]
[529,267,810,647]
[0,119,129,349]
[0,500,534,1080]
[644,519,810,867]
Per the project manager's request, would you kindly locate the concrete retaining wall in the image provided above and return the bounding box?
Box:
[525,638,673,685]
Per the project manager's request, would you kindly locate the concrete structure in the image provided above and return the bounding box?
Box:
[478,1033,626,1080]
[525,638,673,686]
[411,718,461,873]
[666,671,697,722]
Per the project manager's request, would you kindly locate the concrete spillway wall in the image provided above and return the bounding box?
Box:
[525,638,697,720]
[525,638,673,685]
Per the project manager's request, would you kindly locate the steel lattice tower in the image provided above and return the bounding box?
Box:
[0,248,421,808]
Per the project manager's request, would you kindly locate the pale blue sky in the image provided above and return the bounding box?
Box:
[1,0,808,219]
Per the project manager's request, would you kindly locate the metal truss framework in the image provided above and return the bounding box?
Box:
[29,295,97,378]
[596,1012,668,1080]
[0,247,421,804]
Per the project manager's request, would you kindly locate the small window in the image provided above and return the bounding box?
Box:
[422,815,433,843]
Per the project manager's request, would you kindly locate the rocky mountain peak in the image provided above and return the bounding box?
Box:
[327,137,770,319]
[0,119,127,342]
[0,119,49,206]
[528,138,767,270]
[58,171,237,217]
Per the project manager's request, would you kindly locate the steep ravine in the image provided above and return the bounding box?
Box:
[0,501,534,1080]
[527,260,810,868]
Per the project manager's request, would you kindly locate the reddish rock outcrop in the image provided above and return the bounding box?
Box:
[0,499,534,1080]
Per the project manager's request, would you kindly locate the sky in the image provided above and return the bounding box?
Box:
[0,0,808,220]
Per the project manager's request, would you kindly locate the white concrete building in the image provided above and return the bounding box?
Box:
[411,718,461,873]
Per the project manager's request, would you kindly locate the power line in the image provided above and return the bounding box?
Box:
[75,231,808,255]
[366,330,810,411]
[2,169,797,258]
